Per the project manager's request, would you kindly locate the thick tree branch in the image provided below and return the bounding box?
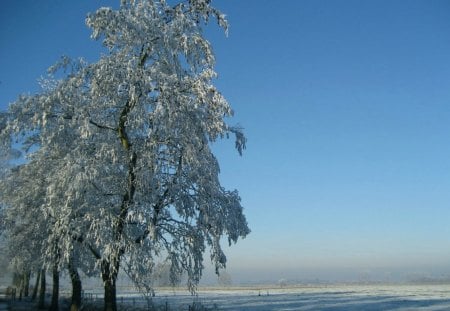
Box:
[72,234,101,260]
[89,119,117,131]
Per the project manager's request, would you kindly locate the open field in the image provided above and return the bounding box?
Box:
[106,284,450,310]
[3,284,450,310]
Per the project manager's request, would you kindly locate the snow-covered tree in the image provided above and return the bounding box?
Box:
[1,106,95,310]
[0,161,48,299]
[1,1,250,310]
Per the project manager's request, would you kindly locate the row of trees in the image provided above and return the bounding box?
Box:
[0,1,249,311]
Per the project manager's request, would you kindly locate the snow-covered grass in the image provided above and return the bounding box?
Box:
[5,284,450,310]
[89,284,450,310]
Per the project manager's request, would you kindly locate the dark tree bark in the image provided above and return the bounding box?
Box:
[18,274,23,300]
[23,271,31,297]
[38,269,46,309]
[68,259,82,311]
[101,260,119,311]
[32,270,41,301]
[49,265,59,311]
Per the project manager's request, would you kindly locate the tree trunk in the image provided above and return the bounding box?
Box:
[68,259,82,311]
[38,269,46,309]
[23,271,31,297]
[18,274,23,300]
[103,278,117,311]
[32,270,41,301]
[49,266,59,311]
[102,260,118,311]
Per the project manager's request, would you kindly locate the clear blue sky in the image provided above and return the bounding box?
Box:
[1,0,450,284]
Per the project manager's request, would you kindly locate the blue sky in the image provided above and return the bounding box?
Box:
[2,0,450,284]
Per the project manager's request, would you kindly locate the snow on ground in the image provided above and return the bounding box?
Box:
[108,284,450,310]
[3,284,450,310]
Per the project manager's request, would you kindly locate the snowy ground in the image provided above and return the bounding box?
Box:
[4,284,450,310]
[108,284,450,310]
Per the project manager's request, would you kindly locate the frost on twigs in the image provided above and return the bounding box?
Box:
[0,0,249,303]
[229,126,247,156]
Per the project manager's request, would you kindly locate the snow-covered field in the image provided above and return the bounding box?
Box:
[109,284,450,310]
[3,283,450,310]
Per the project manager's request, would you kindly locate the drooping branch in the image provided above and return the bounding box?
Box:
[72,234,101,260]
[134,151,183,244]
[134,188,171,244]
